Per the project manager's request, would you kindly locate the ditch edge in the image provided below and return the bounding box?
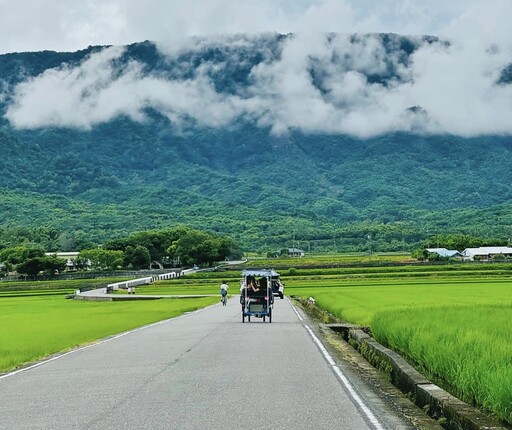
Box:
[293,297,509,430]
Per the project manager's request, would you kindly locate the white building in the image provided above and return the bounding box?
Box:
[45,252,91,270]
[461,247,512,261]
[286,248,305,257]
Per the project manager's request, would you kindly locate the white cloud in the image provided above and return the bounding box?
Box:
[5,47,139,129]
[4,46,241,129]
[5,31,512,137]
[441,0,512,44]
[406,40,512,136]
[3,0,512,137]
[0,1,508,54]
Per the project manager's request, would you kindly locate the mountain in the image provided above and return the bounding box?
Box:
[1,34,512,252]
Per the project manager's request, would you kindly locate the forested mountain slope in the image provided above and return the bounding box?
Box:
[1,34,512,251]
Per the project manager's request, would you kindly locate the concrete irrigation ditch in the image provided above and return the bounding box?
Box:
[294,297,509,430]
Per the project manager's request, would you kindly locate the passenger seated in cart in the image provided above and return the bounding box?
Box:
[250,281,268,297]
[246,276,260,293]
[242,275,273,305]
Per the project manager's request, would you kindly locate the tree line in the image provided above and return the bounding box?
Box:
[411,233,509,261]
[0,227,239,277]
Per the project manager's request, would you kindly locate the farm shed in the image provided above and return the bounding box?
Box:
[286,248,305,257]
[425,248,462,258]
[461,246,512,261]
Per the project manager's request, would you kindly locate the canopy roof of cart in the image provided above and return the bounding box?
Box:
[242,269,280,277]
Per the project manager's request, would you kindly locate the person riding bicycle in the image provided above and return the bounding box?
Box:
[220,281,229,304]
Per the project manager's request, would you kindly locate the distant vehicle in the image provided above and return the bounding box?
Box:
[241,269,284,299]
[192,265,199,270]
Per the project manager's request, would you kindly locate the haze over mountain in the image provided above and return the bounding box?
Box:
[1,33,512,251]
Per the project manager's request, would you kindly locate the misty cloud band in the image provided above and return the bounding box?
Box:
[4,33,512,138]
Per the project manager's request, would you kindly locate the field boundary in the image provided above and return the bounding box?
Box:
[73,293,216,301]
[294,297,509,430]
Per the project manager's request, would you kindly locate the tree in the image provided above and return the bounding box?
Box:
[42,255,67,274]
[0,246,45,271]
[16,258,47,276]
[57,233,76,252]
[16,255,65,276]
[78,249,124,270]
[105,227,191,267]
[124,245,151,269]
[411,248,426,261]
[421,234,508,252]
[167,230,236,267]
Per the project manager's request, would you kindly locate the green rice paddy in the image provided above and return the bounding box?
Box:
[1,261,511,424]
[0,294,217,373]
[288,278,512,424]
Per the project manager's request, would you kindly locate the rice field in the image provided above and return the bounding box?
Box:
[372,305,511,423]
[0,294,218,373]
[243,252,415,267]
[288,278,512,424]
[2,263,511,423]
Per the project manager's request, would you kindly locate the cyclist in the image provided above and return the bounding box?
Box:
[220,281,229,306]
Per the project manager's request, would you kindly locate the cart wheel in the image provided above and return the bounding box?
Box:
[269,308,272,323]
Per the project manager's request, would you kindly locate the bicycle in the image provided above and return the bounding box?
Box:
[220,281,229,306]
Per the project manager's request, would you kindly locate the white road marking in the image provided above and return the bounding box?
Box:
[288,298,385,430]
[0,305,211,381]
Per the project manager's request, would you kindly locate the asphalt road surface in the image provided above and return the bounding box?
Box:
[0,296,416,430]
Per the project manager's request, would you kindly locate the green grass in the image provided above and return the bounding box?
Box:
[243,252,415,267]
[0,276,229,374]
[0,278,127,293]
[205,259,512,281]
[289,278,512,424]
[288,278,512,325]
[0,294,218,373]
[372,305,512,423]
[3,267,511,423]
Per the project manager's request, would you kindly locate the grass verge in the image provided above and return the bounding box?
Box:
[0,294,218,373]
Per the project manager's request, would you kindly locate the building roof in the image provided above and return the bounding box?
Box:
[287,248,305,253]
[45,252,80,258]
[463,246,512,256]
[426,248,461,257]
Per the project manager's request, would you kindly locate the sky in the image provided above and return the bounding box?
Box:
[2,0,512,137]
[0,0,509,54]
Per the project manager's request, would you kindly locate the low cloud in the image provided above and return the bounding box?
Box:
[4,46,246,129]
[4,31,512,138]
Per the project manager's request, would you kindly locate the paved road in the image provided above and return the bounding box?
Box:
[0,297,415,430]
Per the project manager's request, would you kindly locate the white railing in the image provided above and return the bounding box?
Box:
[107,276,153,291]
